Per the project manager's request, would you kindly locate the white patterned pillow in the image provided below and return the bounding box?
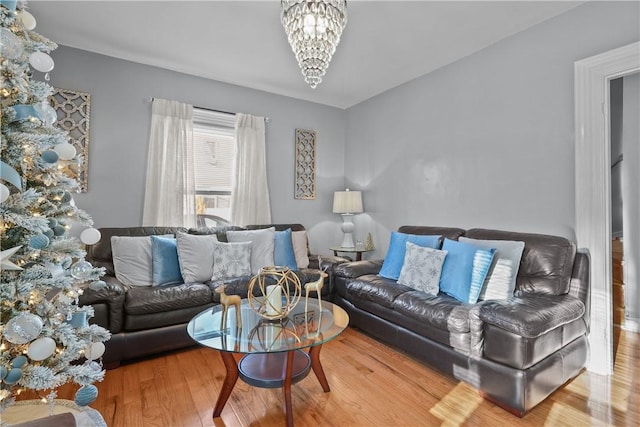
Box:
[212,241,252,280]
[398,242,448,295]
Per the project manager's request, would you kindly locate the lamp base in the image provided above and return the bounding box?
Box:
[340,214,355,248]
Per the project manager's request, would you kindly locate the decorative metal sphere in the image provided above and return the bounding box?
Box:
[247,266,301,320]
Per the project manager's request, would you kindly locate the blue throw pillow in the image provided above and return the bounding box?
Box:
[151,235,183,286]
[379,232,441,280]
[440,238,495,303]
[274,229,298,270]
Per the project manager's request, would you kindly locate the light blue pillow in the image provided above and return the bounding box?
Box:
[468,247,496,303]
[440,238,495,303]
[274,229,298,270]
[151,236,183,286]
[379,232,441,280]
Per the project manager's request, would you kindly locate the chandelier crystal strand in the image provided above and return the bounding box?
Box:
[281,0,347,89]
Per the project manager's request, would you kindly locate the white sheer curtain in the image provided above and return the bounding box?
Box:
[230,113,271,225]
[142,99,197,228]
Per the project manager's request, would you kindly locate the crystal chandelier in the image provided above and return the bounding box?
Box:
[281,0,348,89]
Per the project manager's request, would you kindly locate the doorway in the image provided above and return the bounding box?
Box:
[575,41,639,376]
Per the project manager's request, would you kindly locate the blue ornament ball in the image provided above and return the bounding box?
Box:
[61,191,72,203]
[44,228,54,239]
[41,150,59,163]
[12,355,27,368]
[74,384,98,406]
[4,367,22,385]
[53,225,66,236]
[29,233,50,249]
[0,366,7,380]
[47,218,58,228]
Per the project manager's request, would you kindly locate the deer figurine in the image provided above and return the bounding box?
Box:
[304,256,329,318]
[215,284,242,329]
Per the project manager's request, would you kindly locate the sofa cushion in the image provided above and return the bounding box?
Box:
[379,232,441,280]
[439,239,494,303]
[479,294,585,338]
[151,236,183,286]
[274,228,298,270]
[212,241,252,280]
[398,243,447,295]
[227,227,275,274]
[111,236,154,287]
[464,229,576,295]
[124,282,213,316]
[392,291,471,334]
[176,232,218,283]
[291,231,310,268]
[459,237,525,300]
[345,274,411,309]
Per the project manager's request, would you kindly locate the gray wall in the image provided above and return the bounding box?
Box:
[345,1,640,258]
[622,73,640,325]
[49,1,639,260]
[48,47,346,254]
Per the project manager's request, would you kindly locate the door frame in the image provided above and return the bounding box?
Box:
[575,41,639,375]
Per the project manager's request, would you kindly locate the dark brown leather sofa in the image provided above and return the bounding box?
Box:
[332,226,590,416]
[81,224,347,368]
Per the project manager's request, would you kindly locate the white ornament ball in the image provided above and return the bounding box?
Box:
[34,102,57,126]
[0,183,10,203]
[80,228,101,245]
[70,259,93,280]
[19,10,37,30]
[29,51,55,73]
[3,313,44,344]
[27,337,56,361]
[53,142,76,160]
[0,28,23,59]
[85,342,106,360]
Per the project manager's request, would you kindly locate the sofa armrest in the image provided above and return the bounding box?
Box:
[479,294,586,338]
[79,275,127,334]
[308,253,351,272]
[333,259,383,279]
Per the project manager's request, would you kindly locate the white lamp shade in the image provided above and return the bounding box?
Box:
[333,190,363,214]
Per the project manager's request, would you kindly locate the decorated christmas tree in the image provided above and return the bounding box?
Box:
[1,0,110,415]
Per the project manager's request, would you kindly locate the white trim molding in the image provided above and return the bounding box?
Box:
[575,41,640,376]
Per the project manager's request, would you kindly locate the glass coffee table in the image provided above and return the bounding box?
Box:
[187,299,349,426]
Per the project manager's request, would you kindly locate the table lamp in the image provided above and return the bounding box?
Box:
[333,189,363,248]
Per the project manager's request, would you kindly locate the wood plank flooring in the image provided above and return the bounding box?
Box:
[21,326,639,426]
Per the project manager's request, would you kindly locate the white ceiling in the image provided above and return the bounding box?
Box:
[28,1,584,109]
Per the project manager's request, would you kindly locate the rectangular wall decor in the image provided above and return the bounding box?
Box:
[294,128,316,200]
[49,88,91,192]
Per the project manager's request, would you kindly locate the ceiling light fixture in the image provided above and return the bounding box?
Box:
[281,0,347,89]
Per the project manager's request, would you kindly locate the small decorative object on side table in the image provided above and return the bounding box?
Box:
[330,246,373,261]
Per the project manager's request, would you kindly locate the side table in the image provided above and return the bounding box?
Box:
[330,246,373,261]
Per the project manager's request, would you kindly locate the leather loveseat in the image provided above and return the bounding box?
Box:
[80,224,347,368]
[332,225,590,416]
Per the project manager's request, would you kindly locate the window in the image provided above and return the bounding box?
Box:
[192,108,235,227]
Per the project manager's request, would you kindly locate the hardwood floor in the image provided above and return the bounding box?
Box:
[26,326,639,426]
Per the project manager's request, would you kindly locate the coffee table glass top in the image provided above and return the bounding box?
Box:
[188,299,349,354]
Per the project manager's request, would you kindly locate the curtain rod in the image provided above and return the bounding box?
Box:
[145,97,269,122]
